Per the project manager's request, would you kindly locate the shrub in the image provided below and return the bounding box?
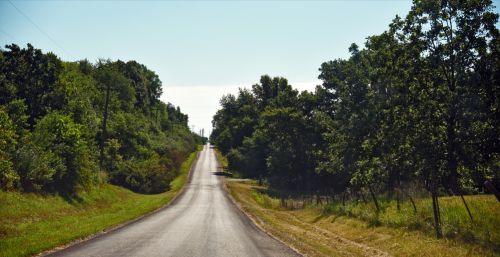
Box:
[12,142,64,191]
[28,111,96,192]
[103,139,122,171]
[111,159,147,193]
[0,110,18,189]
[167,149,186,176]
[146,155,176,194]
[227,148,242,172]
[109,154,176,194]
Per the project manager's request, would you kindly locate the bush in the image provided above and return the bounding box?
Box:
[28,111,96,192]
[167,149,186,176]
[146,155,176,194]
[111,159,147,193]
[12,142,63,191]
[102,139,122,171]
[227,148,243,172]
[110,154,177,194]
[0,110,18,189]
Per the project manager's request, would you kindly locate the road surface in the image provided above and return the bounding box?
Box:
[47,144,301,257]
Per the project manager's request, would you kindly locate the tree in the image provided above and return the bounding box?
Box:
[252,75,292,111]
[396,0,500,192]
[0,44,64,128]
[318,44,381,190]
[0,109,18,189]
[140,64,163,106]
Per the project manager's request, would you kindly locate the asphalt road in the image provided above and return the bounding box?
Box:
[48,144,301,257]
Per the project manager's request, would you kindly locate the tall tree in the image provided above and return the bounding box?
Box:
[140,64,163,106]
[396,0,500,191]
[0,44,64,128]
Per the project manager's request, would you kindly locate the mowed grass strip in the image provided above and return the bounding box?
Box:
[0,145,202,257]
[226,181,495,257]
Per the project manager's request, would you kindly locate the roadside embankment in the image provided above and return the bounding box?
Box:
[226,181,496,257]
[0,145,202,257]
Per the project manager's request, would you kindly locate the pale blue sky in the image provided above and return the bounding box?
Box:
[1,0,499,134]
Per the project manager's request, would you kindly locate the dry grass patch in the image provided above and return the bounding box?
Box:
[227,181,495,257]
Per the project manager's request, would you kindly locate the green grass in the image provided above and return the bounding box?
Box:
[215,149,228,168]
[0,145,202,257]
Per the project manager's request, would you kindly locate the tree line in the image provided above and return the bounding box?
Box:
[0,43,205,194]
[210,0,500,195]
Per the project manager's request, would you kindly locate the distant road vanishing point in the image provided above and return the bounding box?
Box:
[47,144,301,257]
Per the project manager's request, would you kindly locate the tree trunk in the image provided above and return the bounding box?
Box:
[404,189,417,213]
[484,181,500,202]
[368,184,379,211]
[397,185,400,211]
[453,177,473,223]
[432,174,442,238]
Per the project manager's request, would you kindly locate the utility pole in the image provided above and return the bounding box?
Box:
[171,121,181,138]
[150,106,160,125]
[97,77,121,170]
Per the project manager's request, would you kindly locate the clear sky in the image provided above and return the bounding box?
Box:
[1,0,499,135]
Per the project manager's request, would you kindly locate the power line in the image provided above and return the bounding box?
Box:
[8,0,77,61]
[0,28,22,45]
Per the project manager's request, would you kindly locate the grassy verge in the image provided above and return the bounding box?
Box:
[0,145,202,257]
[226,181,498,257]
[213,148,242,178]
[214,148,228,168]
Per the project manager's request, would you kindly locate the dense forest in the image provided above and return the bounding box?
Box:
[0,43,205,194]
[211,0,500,195]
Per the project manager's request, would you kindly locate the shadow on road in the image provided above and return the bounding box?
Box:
[213,171,233,177]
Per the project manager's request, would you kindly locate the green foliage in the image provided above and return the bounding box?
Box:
[0,44,64,128]
[212,76,333,189]
[211,0,500,196]
[259,107,307,183]
[226,148,243,172]
[2,99,29,141]
[12,141,63,192]
[0,44,202,195]
[0,110,18,189]
[16,111,95,192]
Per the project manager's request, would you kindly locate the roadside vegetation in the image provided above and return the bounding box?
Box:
[0,42,207,256]
[211,0,500,244]
[1,44,207,195]
[0,145,201,257]
[214,148,243,179]
[227,181,498,256]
